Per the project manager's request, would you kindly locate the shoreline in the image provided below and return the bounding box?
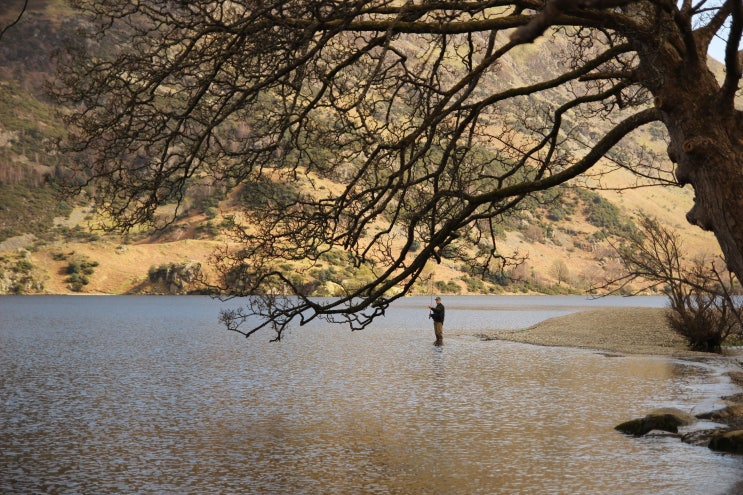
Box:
[484,306,743,434]
[480,307,726,358]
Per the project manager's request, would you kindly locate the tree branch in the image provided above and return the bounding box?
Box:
[721,0,743,106]
[0,0,28,43]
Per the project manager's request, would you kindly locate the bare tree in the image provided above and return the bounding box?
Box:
[551,258,571,286]
[51,1,743,339]
[604,214,743,352]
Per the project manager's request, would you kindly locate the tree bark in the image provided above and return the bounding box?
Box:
[685,136,743,282]
[653,63,743,281]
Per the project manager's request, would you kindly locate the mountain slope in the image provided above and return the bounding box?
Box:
[0,2,722,295]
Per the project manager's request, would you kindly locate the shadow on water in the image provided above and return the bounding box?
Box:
[1,295,743,494]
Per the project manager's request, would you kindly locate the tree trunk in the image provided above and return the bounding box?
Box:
[684,136,743,282]
[656,66,743,282]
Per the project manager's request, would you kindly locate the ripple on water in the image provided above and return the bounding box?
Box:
[2,295,743,495]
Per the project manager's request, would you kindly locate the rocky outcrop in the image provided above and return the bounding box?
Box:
[690,404,743,453]
[618,405,743,454]
[144,261,202,294]
[0,249,45,294]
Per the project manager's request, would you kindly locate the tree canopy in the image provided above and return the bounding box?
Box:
[52,0,742,339]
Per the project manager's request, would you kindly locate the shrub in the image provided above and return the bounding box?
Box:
[14,259,33,273]
[64,256,98,291]
[67,260,81,275]
[463,275,487,293]
[522,224,544,243]
[204,207,219,219]
[434,280,461,294]
[610,214,743,352]
[66,272,90,292]
[666,298,740,352]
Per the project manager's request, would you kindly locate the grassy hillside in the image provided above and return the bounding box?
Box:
[0,175,720,296]
[0,3,75,243]
[0,3,723,296]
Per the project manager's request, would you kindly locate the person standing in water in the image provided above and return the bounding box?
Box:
[428,296,445,346]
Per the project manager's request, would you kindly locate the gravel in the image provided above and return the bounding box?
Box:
[482,307,712,357]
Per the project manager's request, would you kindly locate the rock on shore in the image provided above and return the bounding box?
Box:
[484,307,743,453]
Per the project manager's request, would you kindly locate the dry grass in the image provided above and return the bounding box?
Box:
[36,239,220,294]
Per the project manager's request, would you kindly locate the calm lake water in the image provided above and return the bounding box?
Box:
[2,295,743,494]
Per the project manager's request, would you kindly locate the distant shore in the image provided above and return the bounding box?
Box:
[481,306,717,358]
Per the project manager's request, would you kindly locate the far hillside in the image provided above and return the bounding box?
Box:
[0,1,723,296]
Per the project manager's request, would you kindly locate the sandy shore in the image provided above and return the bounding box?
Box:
[482,306,743,446]
[481,307,719,358]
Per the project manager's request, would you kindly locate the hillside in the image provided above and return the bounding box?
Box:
[0,1,723,296]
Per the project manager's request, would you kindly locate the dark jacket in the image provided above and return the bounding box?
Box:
[430,302,445,323]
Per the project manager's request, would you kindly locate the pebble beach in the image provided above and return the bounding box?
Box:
[483,306,718,358]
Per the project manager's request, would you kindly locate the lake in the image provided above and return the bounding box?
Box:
[2,295,743,494]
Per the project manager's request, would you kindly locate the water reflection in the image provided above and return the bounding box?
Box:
[1,295,743,494]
